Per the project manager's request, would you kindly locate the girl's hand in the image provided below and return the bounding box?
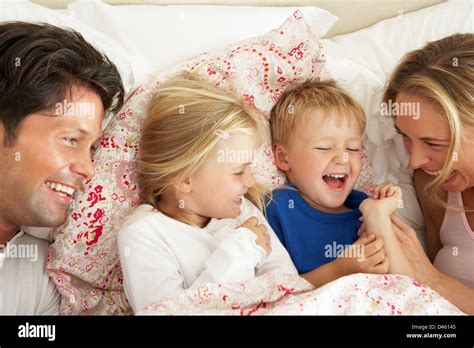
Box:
[239,217,272,256]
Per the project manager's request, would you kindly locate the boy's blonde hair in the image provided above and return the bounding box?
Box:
[383,33,474,211]
[270,79,366,147]
[138,76,268,221]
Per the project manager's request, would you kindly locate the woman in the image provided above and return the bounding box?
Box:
[383,33,474,314]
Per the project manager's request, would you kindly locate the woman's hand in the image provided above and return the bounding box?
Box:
[390,214,441,285]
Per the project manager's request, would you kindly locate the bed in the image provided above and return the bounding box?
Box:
[1,0,472,315]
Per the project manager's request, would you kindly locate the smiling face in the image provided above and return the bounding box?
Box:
[395,92,474,192]
[274,110,363,213]
[173,133,259,227]
[0,85,104,231]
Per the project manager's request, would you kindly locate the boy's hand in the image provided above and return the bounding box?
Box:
[360,183,403,216]
[368,182,402,200]
[335,234,389,275]
[240,217,272,256]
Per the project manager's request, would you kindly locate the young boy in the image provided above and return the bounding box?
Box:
[267,80,412,288]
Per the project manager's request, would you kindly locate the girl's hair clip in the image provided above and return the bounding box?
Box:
[213,129,230,140]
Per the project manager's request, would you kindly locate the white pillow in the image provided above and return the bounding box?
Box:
[330,1,473,83]
[66,1,338,85]
[0,1,134,95]
[322,1,473,250]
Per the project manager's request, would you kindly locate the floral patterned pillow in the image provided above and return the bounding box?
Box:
[47,10,373,315]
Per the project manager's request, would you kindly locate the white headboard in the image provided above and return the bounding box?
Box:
[31,0,444,37]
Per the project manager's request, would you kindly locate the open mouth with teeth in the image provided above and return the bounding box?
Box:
[423,169,459,182]
[322,173,348,192]
[423,169,442,176]
[45,181,76,201]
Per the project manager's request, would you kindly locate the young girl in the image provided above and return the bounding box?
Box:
[118,77,297,313]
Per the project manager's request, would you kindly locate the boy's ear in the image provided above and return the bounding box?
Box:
[273,143,290,171]
[175,177,192,194]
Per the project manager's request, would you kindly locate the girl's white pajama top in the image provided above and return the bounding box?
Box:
[117,198,297,313]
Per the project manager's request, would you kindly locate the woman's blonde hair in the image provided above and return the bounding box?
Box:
[383,33,474,210]
[138,76,268,223]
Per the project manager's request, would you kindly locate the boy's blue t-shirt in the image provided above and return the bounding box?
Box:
[265,187,368,274]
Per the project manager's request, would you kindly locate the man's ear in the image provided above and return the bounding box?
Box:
[0,123,5,149]
[175,177,193,194]
[273,143,290,171]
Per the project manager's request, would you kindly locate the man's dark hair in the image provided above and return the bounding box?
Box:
[0,22,125,146]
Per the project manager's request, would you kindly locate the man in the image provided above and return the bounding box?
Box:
[0,22,124,314]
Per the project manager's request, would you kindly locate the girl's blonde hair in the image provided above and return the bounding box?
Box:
[138,76,268,223]
[383,33,474,210]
